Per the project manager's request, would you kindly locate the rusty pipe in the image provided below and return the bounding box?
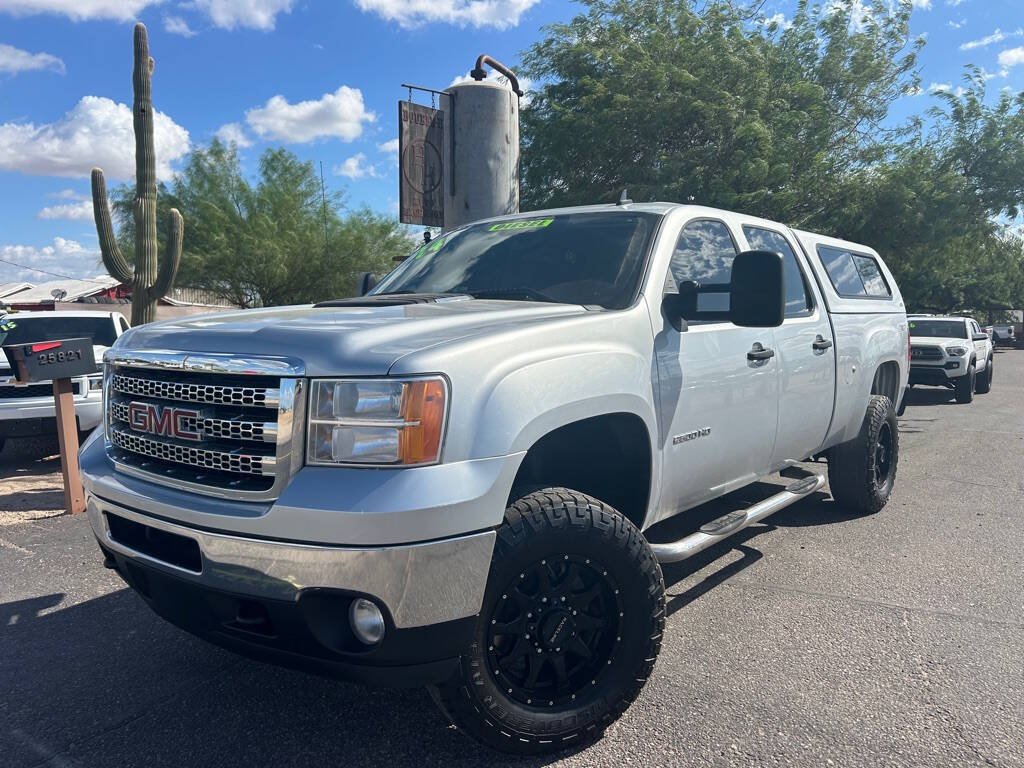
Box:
[469,54,524,97]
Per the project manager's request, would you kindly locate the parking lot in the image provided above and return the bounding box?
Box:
[2,351,1022,768]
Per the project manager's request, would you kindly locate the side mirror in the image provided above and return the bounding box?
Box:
[357,272,378,296]
[972,332,988,341]
[730,250,785,328]
[661,250,784,330]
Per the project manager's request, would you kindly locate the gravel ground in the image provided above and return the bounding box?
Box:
[1,352,1022,768]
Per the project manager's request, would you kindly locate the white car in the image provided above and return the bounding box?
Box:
[991,324,1016,346]
[0,310,130,451]
[908,315,993,402]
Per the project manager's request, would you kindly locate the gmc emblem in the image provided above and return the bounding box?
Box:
[128,401,202,441]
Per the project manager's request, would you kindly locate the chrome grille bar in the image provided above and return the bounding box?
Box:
[109,399,277,443]
[112,372,280,409]
[110,426,276,476]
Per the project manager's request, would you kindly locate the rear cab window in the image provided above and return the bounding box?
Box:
[817,245,891,299]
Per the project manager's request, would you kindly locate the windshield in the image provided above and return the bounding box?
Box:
[0,315,117,347]
[371,212,660,310]
[909,320,967,339]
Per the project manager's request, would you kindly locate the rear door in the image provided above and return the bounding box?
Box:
[654,216,779,513]
[741,224,836,466]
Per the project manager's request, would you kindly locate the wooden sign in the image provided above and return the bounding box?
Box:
[399,101,445,228]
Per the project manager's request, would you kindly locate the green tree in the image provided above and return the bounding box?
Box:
[112,140,412,307]
[520,0,920,222]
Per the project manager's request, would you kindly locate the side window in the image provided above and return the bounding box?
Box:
[817,245,891,298]
[742,226,813,318]
[119,317,130,333]
[669,219,738,312]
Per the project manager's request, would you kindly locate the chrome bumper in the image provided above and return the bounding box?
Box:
[87,496,495,628]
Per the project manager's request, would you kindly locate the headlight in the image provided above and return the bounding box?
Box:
[307,377,447,466]
[945,346,967,357]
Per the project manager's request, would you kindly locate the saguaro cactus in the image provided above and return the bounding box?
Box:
[92,23,182,326]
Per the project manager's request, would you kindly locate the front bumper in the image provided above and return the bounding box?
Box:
[88,495,494,685]
[0,392,102,436]
[909,361,963,386]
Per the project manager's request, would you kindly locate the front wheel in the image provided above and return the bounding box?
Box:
[827,395,898,515]
[955,364,975,403]
[975,357,993,394]
[430,488,665,755]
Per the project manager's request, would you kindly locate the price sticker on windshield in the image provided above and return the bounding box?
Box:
[488,218,554,232]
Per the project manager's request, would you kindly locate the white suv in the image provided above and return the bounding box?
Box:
[0,310,130,451]
[908,315,993,403]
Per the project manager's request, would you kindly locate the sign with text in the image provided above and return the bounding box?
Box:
[399,101,445,228]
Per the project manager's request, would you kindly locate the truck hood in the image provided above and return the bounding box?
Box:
[910,336,968,348]
[114,299,588,376]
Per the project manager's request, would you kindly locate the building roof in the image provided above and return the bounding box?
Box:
[0,282,32,299]
[5,276,122,304]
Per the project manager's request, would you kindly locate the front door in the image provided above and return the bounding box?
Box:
[741,224,836,466]
[652,217,780,519]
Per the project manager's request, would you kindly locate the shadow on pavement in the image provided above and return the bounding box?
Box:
[0,589,572,768]
[652,481,857,618]
[903,387,959,407]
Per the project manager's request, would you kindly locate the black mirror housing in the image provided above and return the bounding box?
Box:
[730,250,785,328]
[357,272,378,296]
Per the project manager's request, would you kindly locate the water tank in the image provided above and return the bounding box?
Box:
[442,80,520,229]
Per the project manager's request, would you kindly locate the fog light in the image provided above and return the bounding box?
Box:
[349,598,386,644]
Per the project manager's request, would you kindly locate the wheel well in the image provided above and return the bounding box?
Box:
[509,413,652,529]
[871,361,901,405]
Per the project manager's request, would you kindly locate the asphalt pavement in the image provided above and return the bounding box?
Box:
[2,351,1022,767]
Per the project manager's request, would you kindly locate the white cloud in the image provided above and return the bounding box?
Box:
[760,12,793,30]
[0,43,65,75]
[911,0,931,8]
[946,0,967,6]
[191,0,295,30]
[215,122,253,148]
[998,47,1024,69]
[0,95,190,180]
[0,238,100,283]
[50,188,87,200]
[947,19,965,30]
[245,85,375,143]
[37,200,94,221]
[163,15,197,37]
[928,82,966,96]
[354,0,539,29]
[377,138,400,155]
[0,0,156,21]
[333,153,379,179]
[960,28,1023,51]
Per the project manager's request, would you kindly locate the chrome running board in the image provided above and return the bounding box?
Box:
[650,468,826,564]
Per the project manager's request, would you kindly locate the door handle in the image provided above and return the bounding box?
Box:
[747,344,775,361]
[812,335,833,351]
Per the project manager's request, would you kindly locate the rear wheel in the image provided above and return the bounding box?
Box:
[955,364,975,403]
[827,395,898,515]
[430,488,665,755]
[975,357,993,394]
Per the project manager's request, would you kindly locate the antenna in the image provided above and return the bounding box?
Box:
[617,188,632,206]
[319,161,330,261]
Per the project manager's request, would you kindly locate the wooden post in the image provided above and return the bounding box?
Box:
[52,377,86,515]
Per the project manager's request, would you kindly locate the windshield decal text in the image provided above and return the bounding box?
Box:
[488,219,554,232]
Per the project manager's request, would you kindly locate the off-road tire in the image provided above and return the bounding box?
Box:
[827,395,898,515]
[430,488,665,755]
[975,357,993,394]
[955,364,975,403]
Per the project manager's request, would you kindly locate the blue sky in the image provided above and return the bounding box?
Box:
[1,0,1022,284]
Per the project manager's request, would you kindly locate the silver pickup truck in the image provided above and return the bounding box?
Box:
[80,203,908,754]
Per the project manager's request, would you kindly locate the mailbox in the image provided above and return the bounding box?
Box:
[1,335,96,516]
[3,337,97,383]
